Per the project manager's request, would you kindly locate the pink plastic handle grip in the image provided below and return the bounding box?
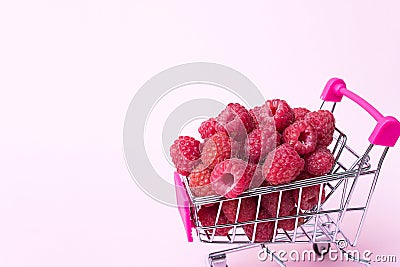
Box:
[174,172,194,242]
[321,78,400,147]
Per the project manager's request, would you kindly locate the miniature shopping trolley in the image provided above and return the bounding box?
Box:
[174,78,400,267]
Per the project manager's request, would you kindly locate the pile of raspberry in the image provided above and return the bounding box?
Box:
[170,100,336,242]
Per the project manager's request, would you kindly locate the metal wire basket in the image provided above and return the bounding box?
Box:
[174,78,400,266]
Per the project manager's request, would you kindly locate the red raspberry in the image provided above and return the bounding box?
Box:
[245,124,277,163]
[210,159,252,198]
[283,120,317,155]
[215,103,255,140]
[304,147,335,176]
[222,197,257,223]
[243,208,274,242]
[266,99,295,132]
[201,132,231,169]
[249,104,273,128]
[263,144,305,185]
[305,110,335,146]
[197,204,232,236]
[188,164,214,197]
[292,172,326,210]
[261,191,295,218]
[247,163,264,189]
[293,107,310,121]
[293,185,326,210]
[198,118,218,139]
[170,136,201,176]
[278,206,305,231]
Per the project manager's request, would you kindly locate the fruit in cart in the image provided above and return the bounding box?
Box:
[210,158,253,198]
[222,197,258,223]
[260,190,295,218]
[201,131,231,169]
[170,136,201,176]
[215,103,255,140]
[243,208,275,242]
[283,120,317,155]
[278,206,305,231]
[263,144,305,185]
[292,172,327,210]
[247,163,264,189]
[304,146,335,176]
[198,118,218,139]
[304,110,335,147]
[197,204,232,236]
[266,99,295,132]
[293,107,310,121]
[189,164,215,197]
[245,122,277,163]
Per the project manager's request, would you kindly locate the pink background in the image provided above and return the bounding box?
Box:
[0,1,399,266]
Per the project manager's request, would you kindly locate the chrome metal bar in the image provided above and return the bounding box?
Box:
[353,147,389,245]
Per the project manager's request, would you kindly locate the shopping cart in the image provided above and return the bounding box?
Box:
[174,78,400,266]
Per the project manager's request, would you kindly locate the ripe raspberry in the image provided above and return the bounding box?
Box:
[210,158,252,198]
[216,103,255,140]
[201,132,231,169]
[247,163,264,189]
[292,172,326,210]
[249,104,273,128]
[189,164,214,197]
[305,110,335,146]
[293,185,326,210]
[261,191,295,218]
[197,204,232,236]
[293,107,310,121]
[222,197,257,223]
[266,99,295,132]
[278,206,304,231]
[283,120,317,155]
[304,147,335,176]
[245,124,276,163]
[198,118,218,139]
[243,208,274,242]
[170,136,201,176]
[263,144,305,185]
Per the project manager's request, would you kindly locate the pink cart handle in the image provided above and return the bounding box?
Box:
[321,78,400,147]
[174,172,194,242]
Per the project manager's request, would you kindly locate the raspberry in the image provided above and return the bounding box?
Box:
[261,191,295,218]
[197,204,232,236]
[305,110,335,146]
[249,105,273,128]
[304,147,335,176]
[278,206,304,231]
[266,99,295,132]
[263,144,305,185]
[222,197,257,223]
[293,185,326,210]
[293,172,326,210]
[247,163,264,189]
[188,164,214,197]
[245,124,277,163]
[293,107,310,121]
[210,158,252,198]
[283,120,317,155]
[243,208,274,242]
[201,132,231,169]
[198,118,218,139]
[216,103,255,140]
[170,136,201,176]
